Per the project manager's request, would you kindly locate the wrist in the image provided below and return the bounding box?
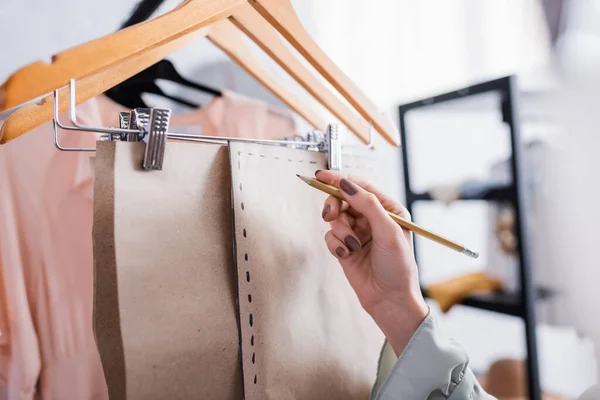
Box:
[367,293,429,357]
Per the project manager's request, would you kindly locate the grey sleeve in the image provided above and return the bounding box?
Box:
[578,385,600,400]
[373,312,496,400]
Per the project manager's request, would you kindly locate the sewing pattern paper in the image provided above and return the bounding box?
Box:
[229,142,383,400]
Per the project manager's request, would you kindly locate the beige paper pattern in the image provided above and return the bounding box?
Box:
[229,142,384,400]
[93,141,242,400]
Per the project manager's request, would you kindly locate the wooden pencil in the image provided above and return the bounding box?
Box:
[297,175,479,259]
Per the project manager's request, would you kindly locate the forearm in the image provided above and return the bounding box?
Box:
[368,293,428,357]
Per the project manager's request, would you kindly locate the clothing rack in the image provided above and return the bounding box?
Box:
[398,76,544,400]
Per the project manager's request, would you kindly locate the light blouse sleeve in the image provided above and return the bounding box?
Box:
[372,311,496,400]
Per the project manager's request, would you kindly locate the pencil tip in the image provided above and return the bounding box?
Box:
[296,174,311,184]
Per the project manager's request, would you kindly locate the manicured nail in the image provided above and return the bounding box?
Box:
[344,236,361,252]
[335,247,346,258]
[322,204,331,219]
[339,179,358,195]
[315,170,323,177]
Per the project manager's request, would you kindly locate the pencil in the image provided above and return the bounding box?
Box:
[297,175,479,259]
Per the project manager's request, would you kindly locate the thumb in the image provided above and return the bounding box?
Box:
[338,178,397,241]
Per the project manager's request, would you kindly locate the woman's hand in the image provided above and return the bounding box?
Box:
[317,170,428,356]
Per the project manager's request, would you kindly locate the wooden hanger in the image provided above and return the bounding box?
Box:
[0,0,244,112]
[0,32,203,143]
[0,0,399,145]
[0,21,327,143]
[206,20,326,131]
[230,3,370,142]
[248,0,398,145]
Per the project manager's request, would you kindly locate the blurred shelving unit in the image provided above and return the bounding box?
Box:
[399,76,543,400]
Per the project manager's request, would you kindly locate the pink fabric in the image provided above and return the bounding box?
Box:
[0,91,295,400]
[171,89,296,139]
[0,97,123,400]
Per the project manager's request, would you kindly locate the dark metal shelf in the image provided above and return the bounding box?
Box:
[461,287,552,317]
[408,184,514,202]
[422,287,553,318]
[400,76,542,399]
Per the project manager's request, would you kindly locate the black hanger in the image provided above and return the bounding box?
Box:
[150,59,222,97]
[107,1,222,109]
[120,0,166,29]
[106,80,202,109]
[105,59,222,109]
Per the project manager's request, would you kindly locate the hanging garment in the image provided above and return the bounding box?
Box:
[169,89,297,139]
[92,90,298,138]
[0,98,110,400]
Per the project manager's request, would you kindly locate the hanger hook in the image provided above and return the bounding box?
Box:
[52,114,95,152]
[53,79,144,136]
[52,80,142,151]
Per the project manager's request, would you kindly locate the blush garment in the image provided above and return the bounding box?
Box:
[0,90,296,400]
[0,97,118,400]
[170,89,297,139]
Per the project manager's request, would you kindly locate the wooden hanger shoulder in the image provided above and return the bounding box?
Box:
[0,0,244,112]
[250,0,400,145]
[0,18,327,143]
[0,32,203,143]
[207,19,327,131]
[231,3,370,143]
[0,0,398,145]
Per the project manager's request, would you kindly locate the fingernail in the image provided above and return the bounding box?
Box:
[335,247,346,258]
[315,170,323,177]
[322,204,331,219]
[344,236,361,252]
[339,179,358,195]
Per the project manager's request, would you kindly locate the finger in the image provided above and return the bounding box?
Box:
[338,212,372,245]
[343,212,357,229]
[315,170,410,220]
[337,178,399,242]
[347,204,410,247]
[345,206,363,219]
[330,217,362,253]
[315,169,344,186]
[353,214,373,245]
[321,195,349,222]
[324,230,349,259]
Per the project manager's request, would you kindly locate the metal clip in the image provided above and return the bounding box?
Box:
[119,112,130,130]
[305,130,325,152]
[143,108,171,170]
[326,124,342,171]
[127,108,150,142]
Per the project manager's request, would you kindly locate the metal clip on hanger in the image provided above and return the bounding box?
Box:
[53,79,344,171]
